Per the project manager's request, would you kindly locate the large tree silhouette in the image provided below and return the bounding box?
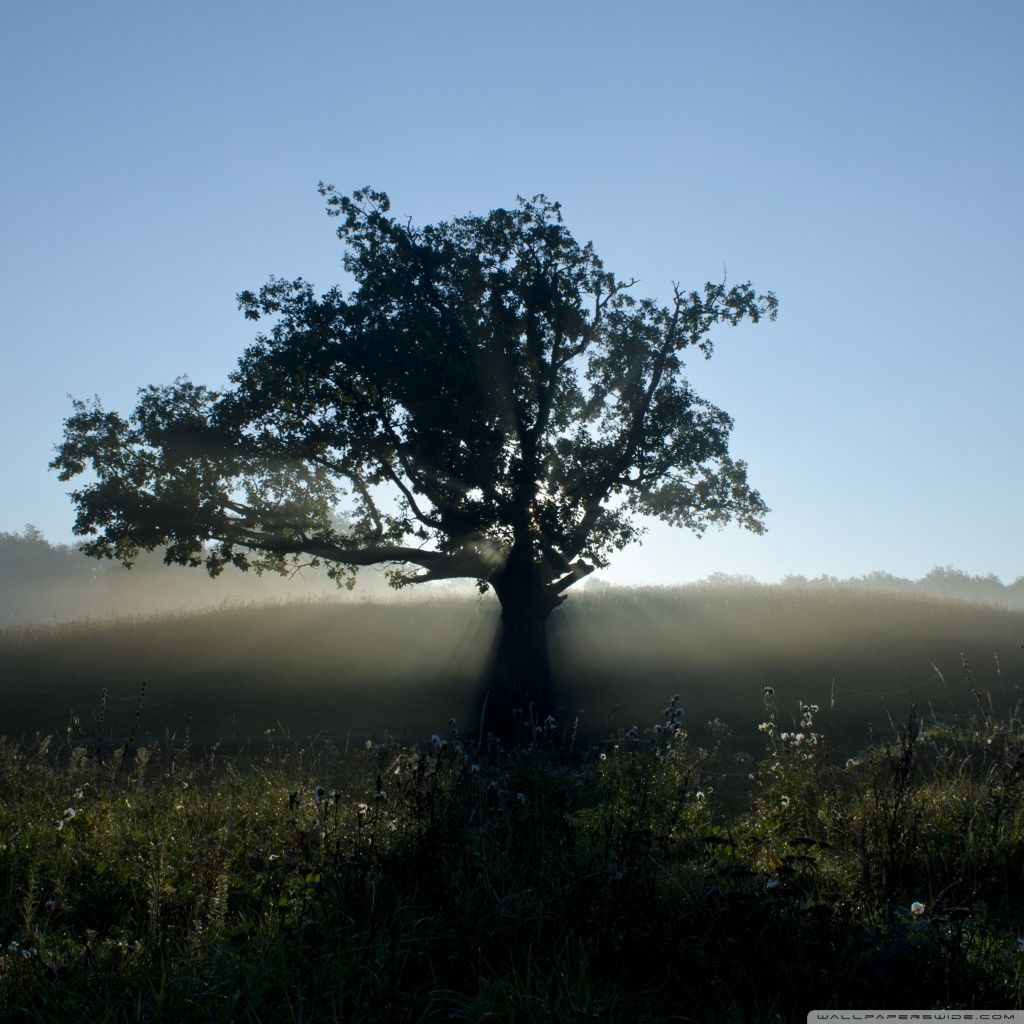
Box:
[53,186,776,733]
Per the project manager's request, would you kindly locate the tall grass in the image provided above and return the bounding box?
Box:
[2,686,1024,1021]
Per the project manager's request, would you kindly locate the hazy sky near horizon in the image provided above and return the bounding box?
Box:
[2,0,1021,587]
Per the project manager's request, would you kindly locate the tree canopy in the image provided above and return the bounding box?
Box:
[54,186,777,729]
[54,187,776,606]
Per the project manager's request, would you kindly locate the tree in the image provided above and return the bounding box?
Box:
[53,186,777,734]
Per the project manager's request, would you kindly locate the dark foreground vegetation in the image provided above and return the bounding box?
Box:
[3,584,1024,1019]
[3,690,1024,1022]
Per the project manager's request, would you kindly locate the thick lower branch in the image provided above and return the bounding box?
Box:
[232,530,491,578]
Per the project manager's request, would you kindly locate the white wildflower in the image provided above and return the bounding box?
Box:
[910,901,926,917]
[780,795,791,808]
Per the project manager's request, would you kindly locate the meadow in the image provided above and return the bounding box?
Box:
[2,583,1024,1020]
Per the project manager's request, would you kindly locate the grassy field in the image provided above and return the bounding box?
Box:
[3,584,1024,1020]
[1,583,1022,754]
[2,691,1024,1020]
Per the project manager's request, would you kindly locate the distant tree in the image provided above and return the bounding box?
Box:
[52,186,777,734]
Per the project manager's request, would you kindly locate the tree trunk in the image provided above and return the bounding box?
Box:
[483,543,556,740]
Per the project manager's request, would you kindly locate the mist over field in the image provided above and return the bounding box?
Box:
[4,525,1024,624]
[3,526,1022,759]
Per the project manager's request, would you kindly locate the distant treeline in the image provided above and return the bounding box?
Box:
[2,525,1023,626]
[0,525,393,625]
[684,567,1024,607]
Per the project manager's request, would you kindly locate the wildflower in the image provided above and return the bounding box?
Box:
[20,947,36,959]
[757,722,773,733]
[516,792,526,805]
[762,686,775,697]
[63,807,77,820]
[544,714,556,729]
[910,901,926,917]
[652,724,662,736]
[357,802,368,817]
[268,853,279,862]
[780,795,791,808]
[695,791,706,802]
[313,786,325,805]
[6,941,19,952]
[74,789,84,800]
[375,790,388,802]
[54,819,64,832]
[364,739,373,749]
[845,758,859,769]
[44,899,57,912]
[599,753,607,762]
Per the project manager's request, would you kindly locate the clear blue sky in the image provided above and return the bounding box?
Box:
[2,0,1021,586]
